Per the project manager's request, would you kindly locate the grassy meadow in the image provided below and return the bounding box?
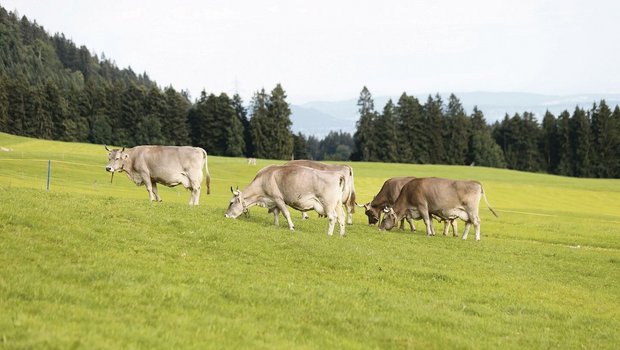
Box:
[0,131,619,349]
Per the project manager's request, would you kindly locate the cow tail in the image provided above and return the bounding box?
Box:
[481,187,498,217]
[203,149,211,195]
[347,166,356,213]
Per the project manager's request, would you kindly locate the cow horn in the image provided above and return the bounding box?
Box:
[104,144,111,152]
[355,202,365,208]
[121,147,125,152]
[383,206,390,213]
[230,186,234,194]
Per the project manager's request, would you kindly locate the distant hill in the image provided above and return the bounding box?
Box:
[290,92,620,137]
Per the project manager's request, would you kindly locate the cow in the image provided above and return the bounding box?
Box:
[224,165,346,236]
[358,176,458,236]
[105,145,211,205]
[379,177,498,241]
[285,159,356,224]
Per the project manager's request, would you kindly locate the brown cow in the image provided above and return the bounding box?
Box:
[359,176,458,236]
[379,177,497,241]
[224,165,346,236]
[105,145,211,205]
[286,159,356,224]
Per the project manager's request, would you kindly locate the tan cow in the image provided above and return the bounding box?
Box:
[105,145,211,205]
[359,176,458,236]
[379,177,497,241]
[285,159,356,224]
[224,165,346,236]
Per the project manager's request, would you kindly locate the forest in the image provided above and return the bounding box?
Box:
[1,6,619,178]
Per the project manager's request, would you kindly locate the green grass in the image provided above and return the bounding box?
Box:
[0,132,619,349]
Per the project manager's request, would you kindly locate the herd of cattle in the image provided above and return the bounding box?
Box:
[105,145,498,241]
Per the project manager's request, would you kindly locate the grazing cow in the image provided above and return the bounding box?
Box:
[358,176,458,236]
[105,145,211,205]
[379,177,498,241]
[285,159,356,224]
[224,165,346,236]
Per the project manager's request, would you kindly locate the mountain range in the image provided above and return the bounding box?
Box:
[290,92,620,137]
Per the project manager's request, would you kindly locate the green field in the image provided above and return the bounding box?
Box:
[1,132,619,349]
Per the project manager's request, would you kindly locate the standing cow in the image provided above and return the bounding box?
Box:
[285,159,356,224]
[224,165,346,236]
[358,176,458,236]
[105,145,211,205]
[379,177,497,241]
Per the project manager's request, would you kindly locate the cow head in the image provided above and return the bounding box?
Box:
[105,146,127,172]
[379,206,397,231]
[225,186,247,218]
[357,202,380,226]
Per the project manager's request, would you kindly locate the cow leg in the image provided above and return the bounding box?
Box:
[189,187,201,206]
[462,222,472,240]
[407,217,416,232]
[399,218,405,231]
[302,212,309,220]
[275,200,295,230]
[143,177,157,202]
[442,220,450,236]
[346,204,353,225]
[472,214,482,241]
[421,210,434,237]
[151,182,162,202]
[451,220,458,237]
[337,204,346,237]
[272,207,280,226]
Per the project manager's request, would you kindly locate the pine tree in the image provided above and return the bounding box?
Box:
[556,110,573,176]
[352,86,378,161]
[590,100,619,177]
[249,88,270,158]
[570,107,593,177]
[423,94,445,164]
[292,132,309,160]
[232,93,251,156]
[468,107,506,168]
[162,86,190,145]
[375,100,399,162]
[444,94,470,165]
[611,106,620,177]
[395,93,425,163]
[541,110,560,173]
[218,93,245,157]
[266,84,293,159]
[0,73,9,132]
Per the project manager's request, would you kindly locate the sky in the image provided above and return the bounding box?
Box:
[3,0,620,104]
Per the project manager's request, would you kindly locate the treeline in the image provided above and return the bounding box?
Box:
[0,7,310,161]
[2,7,619,178]
[351,87,620,178]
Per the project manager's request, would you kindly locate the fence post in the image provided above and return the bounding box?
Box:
[47,160,51,191]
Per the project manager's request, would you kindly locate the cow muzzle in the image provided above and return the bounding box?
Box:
[105,166,114,172]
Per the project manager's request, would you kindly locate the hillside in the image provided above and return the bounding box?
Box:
[1,132,619,349]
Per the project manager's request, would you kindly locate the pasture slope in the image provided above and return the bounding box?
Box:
[0,131,619,349]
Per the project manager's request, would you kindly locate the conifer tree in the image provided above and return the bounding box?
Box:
[590,100,619,177]
[556,110,573,176]
[352,86,378,161]
[423,94,445,164]
[375,100,399,162]
[444,94,470,165]
[248,88,269,158]
[232,93,251,156]
[162,86,190,145]
[541,110,560,173]
[266,84,293,159]
[395,93,425,163]
[570,107,593,177]
[468,107,505,168]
